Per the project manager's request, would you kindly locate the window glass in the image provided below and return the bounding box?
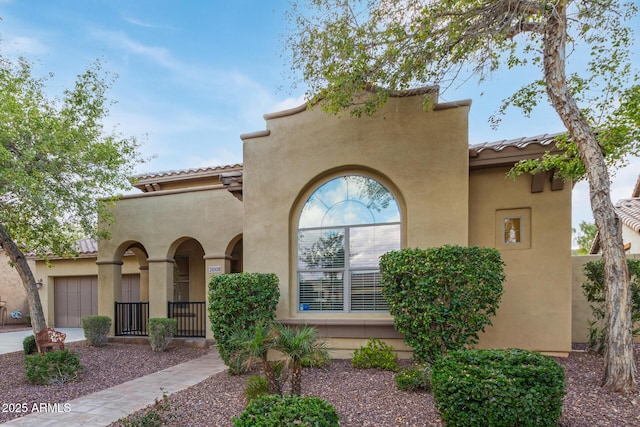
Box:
[297,175,400,313]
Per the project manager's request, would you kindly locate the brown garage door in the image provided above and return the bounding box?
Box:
[54,276,98,328]
[55,275,140,327]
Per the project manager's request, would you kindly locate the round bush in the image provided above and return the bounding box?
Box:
[432,349,565,427]
[233,394,339,427]
[82,315,112,347]
[380,246,505,362]
[352,337,399,372]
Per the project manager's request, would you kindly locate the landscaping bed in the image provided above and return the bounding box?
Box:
[0,341,208,423]
[1,341,639,426]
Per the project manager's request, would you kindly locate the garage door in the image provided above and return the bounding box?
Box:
[54,276,98,328]
[54,274,140,327]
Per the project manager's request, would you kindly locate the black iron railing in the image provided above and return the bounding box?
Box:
[168,301,206,338]
[115,302,149,336]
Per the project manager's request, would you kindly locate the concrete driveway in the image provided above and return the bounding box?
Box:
[0,328,85,354]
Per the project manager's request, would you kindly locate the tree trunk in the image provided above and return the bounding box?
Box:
[543,2,635,392]
[0,224,47,334]
[291,364,302,396]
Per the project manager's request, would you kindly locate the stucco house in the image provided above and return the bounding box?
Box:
[34,87,576,357]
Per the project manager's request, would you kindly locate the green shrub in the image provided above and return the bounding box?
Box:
[233,394,339,427]
[352,337,399,372]
[380,246,505,362]
[432,349,565,427]
[148,318,177,352]
[244,375,271,402]
[23,335,37,355]
[82,315,112,347]
[395,363,432,392]
[582,259,640,353]
[208,273,280,373]
[24,349,83,385]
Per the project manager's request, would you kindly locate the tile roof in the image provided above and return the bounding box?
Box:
[616,198,640,233]
[75,238,98,254]
[135,164,243,182]
[469,132,565,154]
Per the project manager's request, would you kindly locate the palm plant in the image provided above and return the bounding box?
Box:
[229,321,283,395]
[273,323,331,395]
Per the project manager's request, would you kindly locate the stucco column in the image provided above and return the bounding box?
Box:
[97,260,123,335]
[203,253,232,339]
[147,258,174,319]
[139,265,149,302]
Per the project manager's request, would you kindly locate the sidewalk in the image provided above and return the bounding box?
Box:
[0,328,86,355]
[1,350,226,426]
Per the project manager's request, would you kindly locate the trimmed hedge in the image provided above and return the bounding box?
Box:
[380,245,505,362]
[82,315,112,347]
[208,273,280,372]
[432,349,565,427]
[233,394,339,427]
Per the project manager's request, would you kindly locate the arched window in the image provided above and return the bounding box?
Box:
[297,175,401,312]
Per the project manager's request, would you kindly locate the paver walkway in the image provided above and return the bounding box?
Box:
[2,350,226,426]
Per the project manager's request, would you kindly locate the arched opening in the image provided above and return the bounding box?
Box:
[171,238,206,302]
[296,175,401,313]
[229,237,243,273]
[168,238,206,337]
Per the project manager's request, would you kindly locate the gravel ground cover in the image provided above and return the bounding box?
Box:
[0,340,208,423]
[1,339,639,426]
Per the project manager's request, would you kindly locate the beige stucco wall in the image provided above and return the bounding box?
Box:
[98,186,243,337]
[34,255,140,327]
[0,250,32,324]
[572,253,640,343]
[622,227,640,254]
[242,94,470,354]
[468,167,573,354]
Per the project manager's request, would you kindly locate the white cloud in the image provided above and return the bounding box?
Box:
[122,16,174,30]
[1,36,48,55]
[90,30,180,70]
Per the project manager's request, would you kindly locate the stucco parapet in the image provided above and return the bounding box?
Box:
[240,130,271,141]
[433,99,472,110]
[260,85,442,123]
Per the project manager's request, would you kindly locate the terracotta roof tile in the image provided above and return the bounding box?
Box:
[469,132,565,154]
[74,238,98,254]
[616,198,640,233]
[135,164,243,182]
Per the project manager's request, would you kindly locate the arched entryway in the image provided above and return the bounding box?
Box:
[167,238,207,337]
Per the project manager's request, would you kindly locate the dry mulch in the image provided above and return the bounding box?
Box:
[0,341,208,424]
[117,346,640,426]
[0,339,639,426]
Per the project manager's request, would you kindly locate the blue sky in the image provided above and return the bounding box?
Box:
[0,0,638,234]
